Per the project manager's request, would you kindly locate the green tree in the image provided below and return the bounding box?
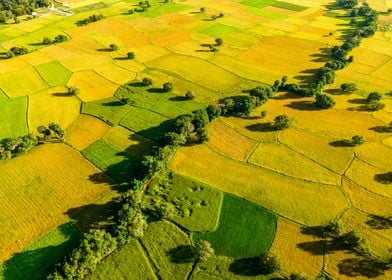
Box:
[127,52,135,59]
[340,83,357,93]
[273,114,292,130]
[206,104,221,121]
[163,82,173,92]
[315,94,335,109]
[67,86,80,95]
[109,44,118,51]
[195,240,214,262]
[42,37,52,45]
[142,77,153,86]
[185,90,195,100]
[259,253,280,274]
[351,135,365,146]
[366,92,382,103]
[215,38,223,46]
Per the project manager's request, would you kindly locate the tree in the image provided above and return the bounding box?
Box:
[49,123,65,140]
[195,240,214,262]
[127,52,135,59]
[109,44,118,51]
[215,38,223,46]
[260,111,267,118]
[366,92,382,103]
[273,114,292,130]
[351,135,365,146]
[42,37,52,45]
[340,83,357,93]
[367,100,385,111]
[185,90,195,100]
[200,7,205,13]
[67,86,79,95]
[315,94,335,109]
[325,220,345,238]
[163,82,173,92]
[206,104,221,121]
[164,132,186,146]
[142,77,153,86]
[54,34,68,43]
[155,201,176,219]
[259,253,280,274]
[218,12,224,18]
[340,230,364,250]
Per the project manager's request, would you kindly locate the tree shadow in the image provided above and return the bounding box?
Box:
[284,101,318,111]
[369,126,392,133]
[52,92,72,97]
[166,245,196,263]
[114,57,129,60]
[229,257,263,276]
[374,172,392,185]
[97,48,113,52]
[147,88,166,93]
[347,98,366,104]
[324,88,342,95]
[128,82,146,87]
[102,100,126,106]
[329,140,353,147]
[195,49,213,53]
[338,257,390,278]
[169,96,187,101]
[1,222,81,280]
[300,225,326,238]
[245,123,276,132]
[366,214,392,230]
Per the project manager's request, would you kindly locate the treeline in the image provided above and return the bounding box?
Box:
[0,123,64,162]
[0,0,50,23]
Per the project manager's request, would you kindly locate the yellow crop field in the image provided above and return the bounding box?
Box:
[147,54,242,92]
[206,120,257,161]
[0,144,112,262]
[270,218,323,278]
[28,86,81,131]
[59,54,113,72]
[94,64,136,85]
[345,159,392,198]
[343,178,392,217]
[20,51,53,66]
[279,129,353,174]
[103,126,155,158]
[66,114,110,150]
[0,66,48,97]
[249,143,341,185]
[170,145,349,225]
[67,70,119,102]
[355,143,392,170]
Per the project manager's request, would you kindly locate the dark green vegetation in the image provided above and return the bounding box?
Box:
[0,0,50,23]
[0,222,81,280]
[193,194,277,259]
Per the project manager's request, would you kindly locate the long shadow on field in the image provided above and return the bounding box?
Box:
[369,126,392,133]
[374,172,392,185]
[338,257,390,278]
[245,122,276,132]
[284,100,318,111]
[166,245,196,263]
[65,198,120,231]
[329,139,353,147]
[229,257,264,276]
[1,223,81,280]
[366,214,392,230]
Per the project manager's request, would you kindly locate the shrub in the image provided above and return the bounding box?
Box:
[67,86,80,95]
[42,37,52,45]
[367,100,385,111]
[315,94,335,109]
[340,83,357,93]
[127,52,135,59]
[215,38,223,46]
[273,114,292,130]
[259,253,280,274]
[163,82,173,92]
[351,135,365,146]
[366,92,382,103]
[206,104,221,121]
[142,77,153,86]
[109,44,119,51]
[185,90,195,100]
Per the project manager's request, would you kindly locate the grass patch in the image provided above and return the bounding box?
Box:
[82,97,132,125]
[90,238,156,280]
[193,194,277,259]
[272,1,307,12]
[82,139,141,184]
[0,222,81,280]
[201,23,240,37]
[35,61,72,87]
[146,173,223,232]
[141,1,189,18]
[141,221,193,280]
[246,7,288,20]
[240,0,276,9]
[119,106,171,141]
[0,96,28,139]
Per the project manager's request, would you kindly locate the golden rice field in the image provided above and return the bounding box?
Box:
[0,0,391,278]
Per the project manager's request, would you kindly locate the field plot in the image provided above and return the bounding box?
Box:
[28,86,81,131]
[90,239,156,280]
[141,221,193,280]
[66,114,110,150]
[34,61,72,87]
[0,144,111,262]
[0,222,81,280]
[270,218,323,278]
[193,194,276,259]
[170,145,349,225]
[82,139,140,184]
[206,120,257,161]
[0,96,28,139]
[148,173,223,232]
[82,97,132,125]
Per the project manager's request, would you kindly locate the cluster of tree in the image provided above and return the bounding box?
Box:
[315,93,335,109]
[47,229,117,280]
[337,0,358,9]
[42,34,68,45]
[79,14,105,25]
[211,12,225,20]
[0,134,38,161]
[37,123,65,142]
[0,0,50,23]
[6,46,29,58]
[366,91,385,111]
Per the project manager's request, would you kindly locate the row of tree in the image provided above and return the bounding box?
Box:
[42,34,68,45]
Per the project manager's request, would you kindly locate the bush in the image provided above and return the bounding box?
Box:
[351,135,365,146]
[142,77,153,86]
[42,37,52,45]
[340,83,357,93]
[109,44,118,51]
[185,90,195,100]
[127,52,135,59]
[215,38,223,46]
[366,92,382,103]
[67,86,80,95]
[367,100,385,111]
[315,94,335,109]
[273,114,291,130]
[206,104,221,121]
[163,82,173,92]
[259,253,280,274]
